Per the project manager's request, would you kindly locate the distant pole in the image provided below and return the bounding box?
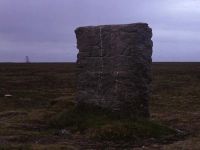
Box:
[25,56,30,63]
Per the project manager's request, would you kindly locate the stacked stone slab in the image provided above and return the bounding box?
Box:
[75,23,153,118]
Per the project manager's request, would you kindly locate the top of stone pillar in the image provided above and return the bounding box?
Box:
[75,22,149,30]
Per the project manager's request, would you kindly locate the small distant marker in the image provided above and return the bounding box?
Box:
[4,94,12,97]
[25,56,30,63]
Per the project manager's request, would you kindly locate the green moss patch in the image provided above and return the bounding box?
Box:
[50,108,182,143]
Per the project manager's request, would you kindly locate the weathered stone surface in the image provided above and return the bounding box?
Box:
[75,23,153,118]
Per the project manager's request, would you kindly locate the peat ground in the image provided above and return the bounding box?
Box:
[0,62,199,149]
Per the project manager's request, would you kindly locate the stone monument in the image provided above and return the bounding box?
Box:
[75,23,153,118]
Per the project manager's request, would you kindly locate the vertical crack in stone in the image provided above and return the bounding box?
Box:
[113,70,119,111]
[98,26,104,104]
[115,71,119,93]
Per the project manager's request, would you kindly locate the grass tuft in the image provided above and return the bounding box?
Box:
[0,144,31,150]
[90,120,177,142]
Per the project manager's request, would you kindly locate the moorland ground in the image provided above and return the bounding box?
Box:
[0,62,199,149]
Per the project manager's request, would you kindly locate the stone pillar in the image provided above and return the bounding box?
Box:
[75,23,153,118]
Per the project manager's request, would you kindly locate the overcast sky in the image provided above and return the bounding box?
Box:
[0,0,200,62]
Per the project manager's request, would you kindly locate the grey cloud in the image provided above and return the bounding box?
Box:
[0,0,200,62]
